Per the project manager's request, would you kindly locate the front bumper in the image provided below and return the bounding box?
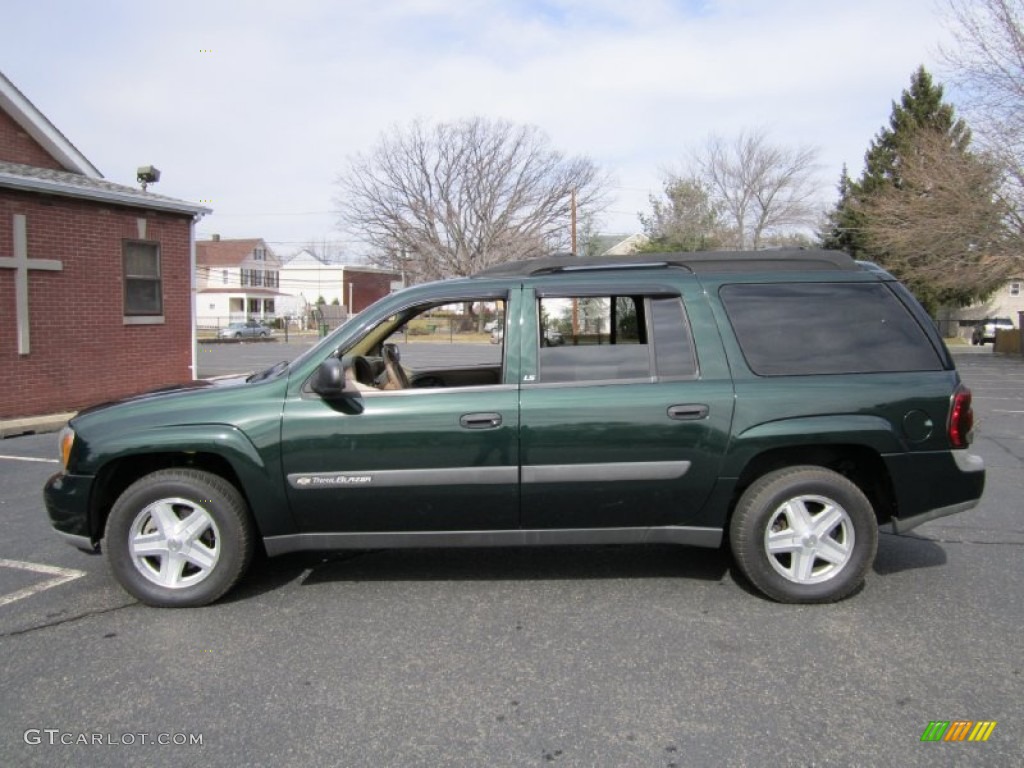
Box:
[43,471,98,551]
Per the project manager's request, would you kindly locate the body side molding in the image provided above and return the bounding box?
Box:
[263,525,722,556]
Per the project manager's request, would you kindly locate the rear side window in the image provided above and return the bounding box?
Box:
[536,295,696,383]
[720,282,943,375]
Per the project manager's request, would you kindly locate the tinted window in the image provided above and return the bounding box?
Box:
[720,283,943,375]
[651,297,697,378]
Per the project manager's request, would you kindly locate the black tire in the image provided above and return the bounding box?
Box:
[729,466,878,603]
[105,469,254,607]
[234,332,242,339]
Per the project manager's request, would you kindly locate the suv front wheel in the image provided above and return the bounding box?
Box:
[729,466,878,603]
[105,469,254,607]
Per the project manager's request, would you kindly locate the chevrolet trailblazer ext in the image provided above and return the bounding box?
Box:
[44,250,985,607]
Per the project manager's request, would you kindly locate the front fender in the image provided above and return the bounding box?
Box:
[83,424,294,539]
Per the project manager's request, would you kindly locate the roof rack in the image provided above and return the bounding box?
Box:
[472,249,859,278]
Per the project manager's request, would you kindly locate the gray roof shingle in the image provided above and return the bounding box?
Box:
[0,160,210,216]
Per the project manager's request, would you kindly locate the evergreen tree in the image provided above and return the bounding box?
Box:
[860,66,970,196]
[638,177,726,252]
[825,66,999,313]
[820,165,859,252]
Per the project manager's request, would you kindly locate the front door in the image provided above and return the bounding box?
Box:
[281,290,521,533]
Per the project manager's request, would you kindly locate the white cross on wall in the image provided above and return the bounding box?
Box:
[0,214,63,355]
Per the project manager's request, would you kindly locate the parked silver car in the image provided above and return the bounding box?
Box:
[218,320,272,339]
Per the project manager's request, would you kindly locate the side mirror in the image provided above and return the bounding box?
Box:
[310,358,351,399]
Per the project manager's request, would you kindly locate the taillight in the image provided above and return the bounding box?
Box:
[948,386,974,448]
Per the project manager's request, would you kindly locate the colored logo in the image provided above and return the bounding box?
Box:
[921,721,996,742]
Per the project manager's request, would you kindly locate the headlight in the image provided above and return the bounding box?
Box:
[58,426,75,471]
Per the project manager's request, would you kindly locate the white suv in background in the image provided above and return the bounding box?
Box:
[971,317,1014,345]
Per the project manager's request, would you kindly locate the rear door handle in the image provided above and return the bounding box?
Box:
[459,412,503,429]
[668,404,709,421]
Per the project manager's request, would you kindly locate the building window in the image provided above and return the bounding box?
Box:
[264,299,275,314]
[222,269,229,284]
[1011,282,1021,297]
[241,268,252,287]
[248,298,260,315]
[254,247,266,261]
[123,240,162,316]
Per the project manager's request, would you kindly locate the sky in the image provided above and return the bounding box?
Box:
[3,0,958,259]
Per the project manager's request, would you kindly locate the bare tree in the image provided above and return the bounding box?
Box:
[336,117,609,281]
[941,0,1024,238]
[692,128,822,250]
[301,238,349,264]
[857,128,1014,302]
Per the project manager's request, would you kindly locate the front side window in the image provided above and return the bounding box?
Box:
[123,241,162,316]
[337,298,507,393]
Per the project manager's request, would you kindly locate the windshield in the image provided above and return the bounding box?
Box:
[278,313,365,374]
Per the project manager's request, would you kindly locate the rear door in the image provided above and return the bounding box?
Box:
[518,276,734,530]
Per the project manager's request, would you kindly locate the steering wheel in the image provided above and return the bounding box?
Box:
[381,343,410,390]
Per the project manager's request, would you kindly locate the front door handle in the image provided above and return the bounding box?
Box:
[668,404,709,421]
[460,412,503,429]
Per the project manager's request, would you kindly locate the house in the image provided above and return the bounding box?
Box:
[958,279,1024,328]
[0,70,209,422]
[580,233,649,257]
[278,249,402,321]
[950,276,1024,335]
[195,235,283,328]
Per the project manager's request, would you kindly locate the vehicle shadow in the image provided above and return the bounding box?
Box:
[227,545,731,601]
[872,532,947,575]
[225,534,945,604]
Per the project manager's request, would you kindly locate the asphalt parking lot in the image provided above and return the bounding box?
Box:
[0,346,1021,766]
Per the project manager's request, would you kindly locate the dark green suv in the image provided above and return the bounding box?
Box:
[44,250,985,606]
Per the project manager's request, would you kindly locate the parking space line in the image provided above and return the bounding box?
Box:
[0,455,59,464]
[0,559,86,607]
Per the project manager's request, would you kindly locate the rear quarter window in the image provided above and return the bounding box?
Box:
[719,282,943,375]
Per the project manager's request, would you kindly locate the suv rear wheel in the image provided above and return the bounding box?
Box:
[729,466,878,603]
[105,469,254,607]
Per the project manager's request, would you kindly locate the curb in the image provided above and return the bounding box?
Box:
[0,412,76,439]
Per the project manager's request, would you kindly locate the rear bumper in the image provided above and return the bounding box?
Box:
[884,450,985,533]
[886,498,982,534]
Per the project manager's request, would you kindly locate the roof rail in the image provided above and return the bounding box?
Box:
[472,249,859,278]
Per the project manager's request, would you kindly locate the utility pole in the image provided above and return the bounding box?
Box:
[571,187,577,255]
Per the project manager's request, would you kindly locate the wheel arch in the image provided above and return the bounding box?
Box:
[728,443,898,528]
[83,428,291,546]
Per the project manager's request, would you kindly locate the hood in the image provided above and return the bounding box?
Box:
[73,374,251,418]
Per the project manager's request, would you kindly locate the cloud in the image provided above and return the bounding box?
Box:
[4,0,955,249]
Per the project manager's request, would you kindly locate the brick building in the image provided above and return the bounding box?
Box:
[0,70,208,421]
